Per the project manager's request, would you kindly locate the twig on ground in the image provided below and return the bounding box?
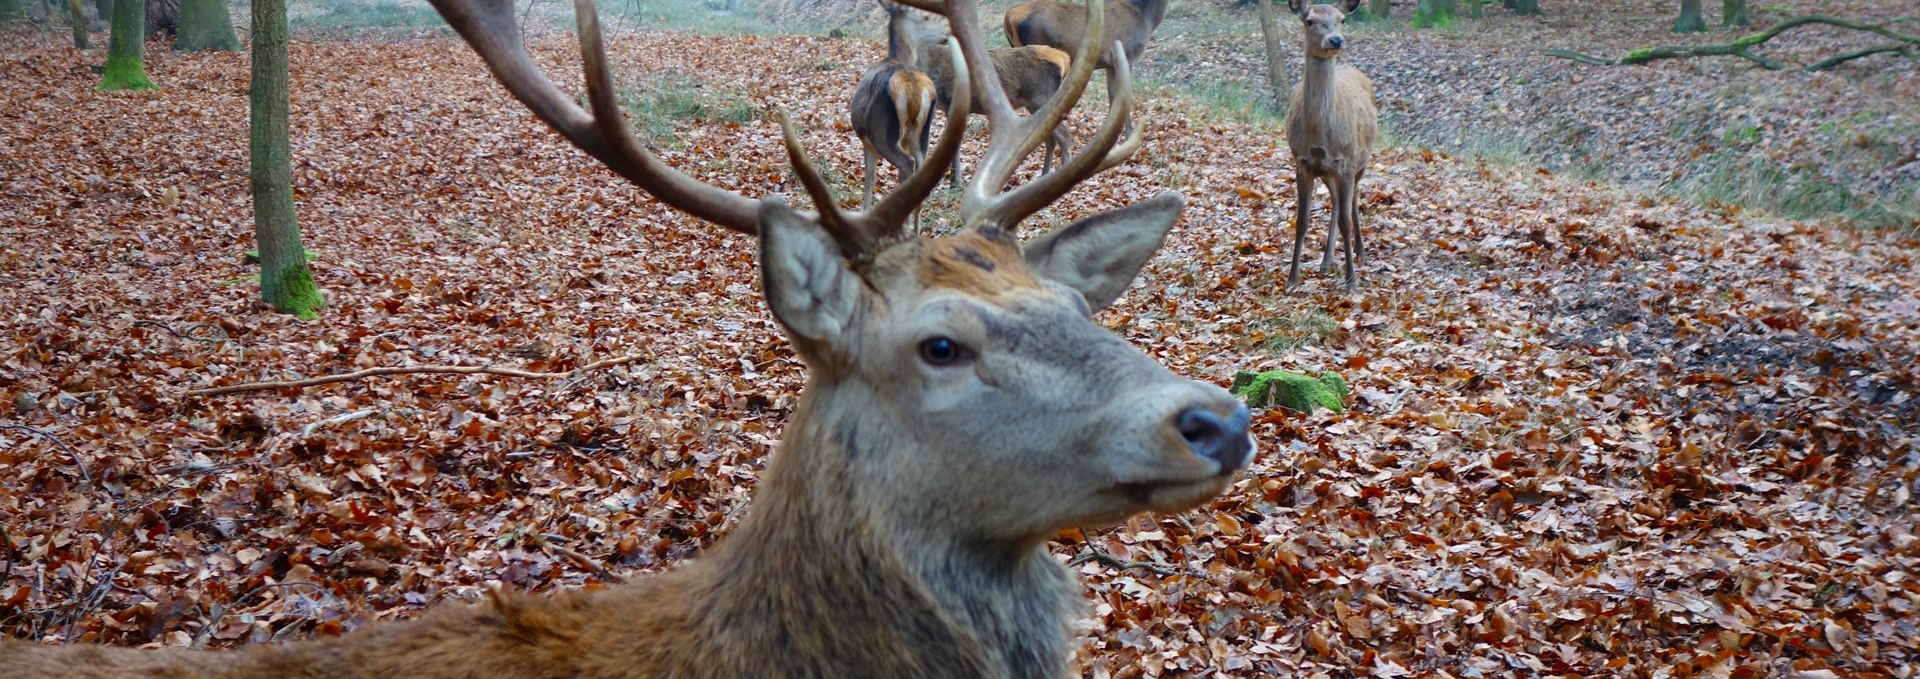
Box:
[0,423,91,488]
[190,354,650,396]
[134,320,231,345]
[190,582,330,649]
[1068,546,1195,578]
[530,533,627,584]
[300,409,379,436]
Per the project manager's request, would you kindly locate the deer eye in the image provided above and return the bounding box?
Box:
[918,337,972,366]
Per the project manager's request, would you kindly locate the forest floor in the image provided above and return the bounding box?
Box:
[1,1,1919,677]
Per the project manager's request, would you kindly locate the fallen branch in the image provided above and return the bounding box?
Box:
[189,354,649,396]
[134,319,231,345]
[1068,546,1196,578]
[190,582,330,649]
[0,424,90,487]
[1544,15,1919,72]
[530,533,626,584]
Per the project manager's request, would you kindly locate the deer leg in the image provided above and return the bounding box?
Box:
[1319,177,1339,275]
[862,142,878,208]
[1349,166,1366,264]
[1335,176,1358,288]
[1285,170,1313,290]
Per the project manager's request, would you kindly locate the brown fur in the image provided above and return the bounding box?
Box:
[1282,0,1376,288]
[914,231,1042,299]
[921,45,1075,182]
[1002,0,1169,70]
[851,2,946,209]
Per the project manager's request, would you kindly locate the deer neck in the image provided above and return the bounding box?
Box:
[698,380,1083,677]
[1298,52,1340,126]
[886,20,925,66]
[1133,0,1172,31]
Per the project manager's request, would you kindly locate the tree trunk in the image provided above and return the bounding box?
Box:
[1413,0,1455,28]
[1673,0,1706,33]
[1370,0,1389,19]
[68,0,89,47]
[94,0,110,26]
[1508,0,1539,15]
[250,0,322,319]
[99,0,155,91]
[1256,0,1288,107]
[1722,0,1748,27]
[174,0,236,51]
[0,0,25,22]
[1469,0,1482,18]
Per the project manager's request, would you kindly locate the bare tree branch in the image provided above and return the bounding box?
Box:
[190,354,650,396]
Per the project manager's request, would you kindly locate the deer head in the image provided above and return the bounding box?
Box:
[431,0,1251,572]
[1290,0,1362,58]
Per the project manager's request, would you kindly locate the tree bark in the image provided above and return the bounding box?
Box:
[250,0,322,319]
[174,0,237,51]
[1369,0,1389,19]
[68,0,89,48]
[0,0,26,23]
[94,0,110,27]
[1256,0,1288,107]
[1413,0,1455,28]
[98,0,155,91]
[1673,0,1707,33]
[1721,0,1748,27]
[1507,0,1539,14]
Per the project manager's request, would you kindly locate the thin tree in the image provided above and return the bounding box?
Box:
[1370,0,1389,19]
[1722,0,1748,27]
[1412,0,1455,28]
[68,0,90,47]
[250,0,322,318]
[1674,0,1707,33]
[1503,0,1539,13]
[1257,0,1289,106]
[99,0,155,91]
[174,0,237,51]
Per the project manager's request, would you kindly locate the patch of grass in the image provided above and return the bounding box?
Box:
[606,0,847,36]
[1142,73,1287,127]
[291,0,450,37]
[1679,153,1918,232]
[1381,117,1530,166]
[615,75,760,146]
[1254,307,1339,355]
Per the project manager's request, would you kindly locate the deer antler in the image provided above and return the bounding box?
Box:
[931,0,1144,232]
[429,0,760,233]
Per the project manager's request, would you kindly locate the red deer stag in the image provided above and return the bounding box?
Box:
[1283,0,1376,289]
[1003,0,1171,106]
[921,43,1076,185]
[852,1,947,211]
[0,0,1254,676]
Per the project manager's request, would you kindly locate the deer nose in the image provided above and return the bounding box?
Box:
[1327,36,1345,49]
[1176,405,1253,472]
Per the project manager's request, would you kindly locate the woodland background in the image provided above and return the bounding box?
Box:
[0,0,1916,676]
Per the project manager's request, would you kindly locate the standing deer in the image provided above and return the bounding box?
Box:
[1283,0,1375,289]
[921,43,1076,186]
[0,0,1254,677]
[1003,0,1171,106]
[851,1,945,210]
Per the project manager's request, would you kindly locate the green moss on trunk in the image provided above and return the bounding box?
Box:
[250,0,321,319]
[1231,370,1349,413]
[174,0,237,52]
[1673,0,1707,33]
[99,0,155,91]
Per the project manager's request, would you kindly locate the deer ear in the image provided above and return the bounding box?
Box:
[1022,192,1183,313]
[759,199,861,350]
[1287,0,1307,17]
[1341,0,1364,13]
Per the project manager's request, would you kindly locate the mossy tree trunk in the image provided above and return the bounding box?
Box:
[1369,0,1389,19]
[1257,0,1288,107]
[1413,0,1455,28]
[98,0,155,91]
[250,0,321,319]
[1468,0,1481,18]
[1507,0,1539,15]
[1673,0,1707,33]
[68,0,89,47]
[1722,0,1748,27]
[174,0,236,51]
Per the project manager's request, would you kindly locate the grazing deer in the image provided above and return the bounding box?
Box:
[1283,0,1375,289]
[0,0,1254,677]
[921,43,1076,186]
[1003,0,1171,106]
[851,1,945,211]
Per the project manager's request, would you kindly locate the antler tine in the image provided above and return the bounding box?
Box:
[970,0,1106,198]
[428,0,760,233]
[978,41,1142,229]
[860,40,972,237]
[774,110,865,253]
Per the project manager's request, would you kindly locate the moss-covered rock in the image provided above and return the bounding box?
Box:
[1231,369,1348,413]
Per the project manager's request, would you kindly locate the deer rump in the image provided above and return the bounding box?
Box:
[853,63,937,176]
